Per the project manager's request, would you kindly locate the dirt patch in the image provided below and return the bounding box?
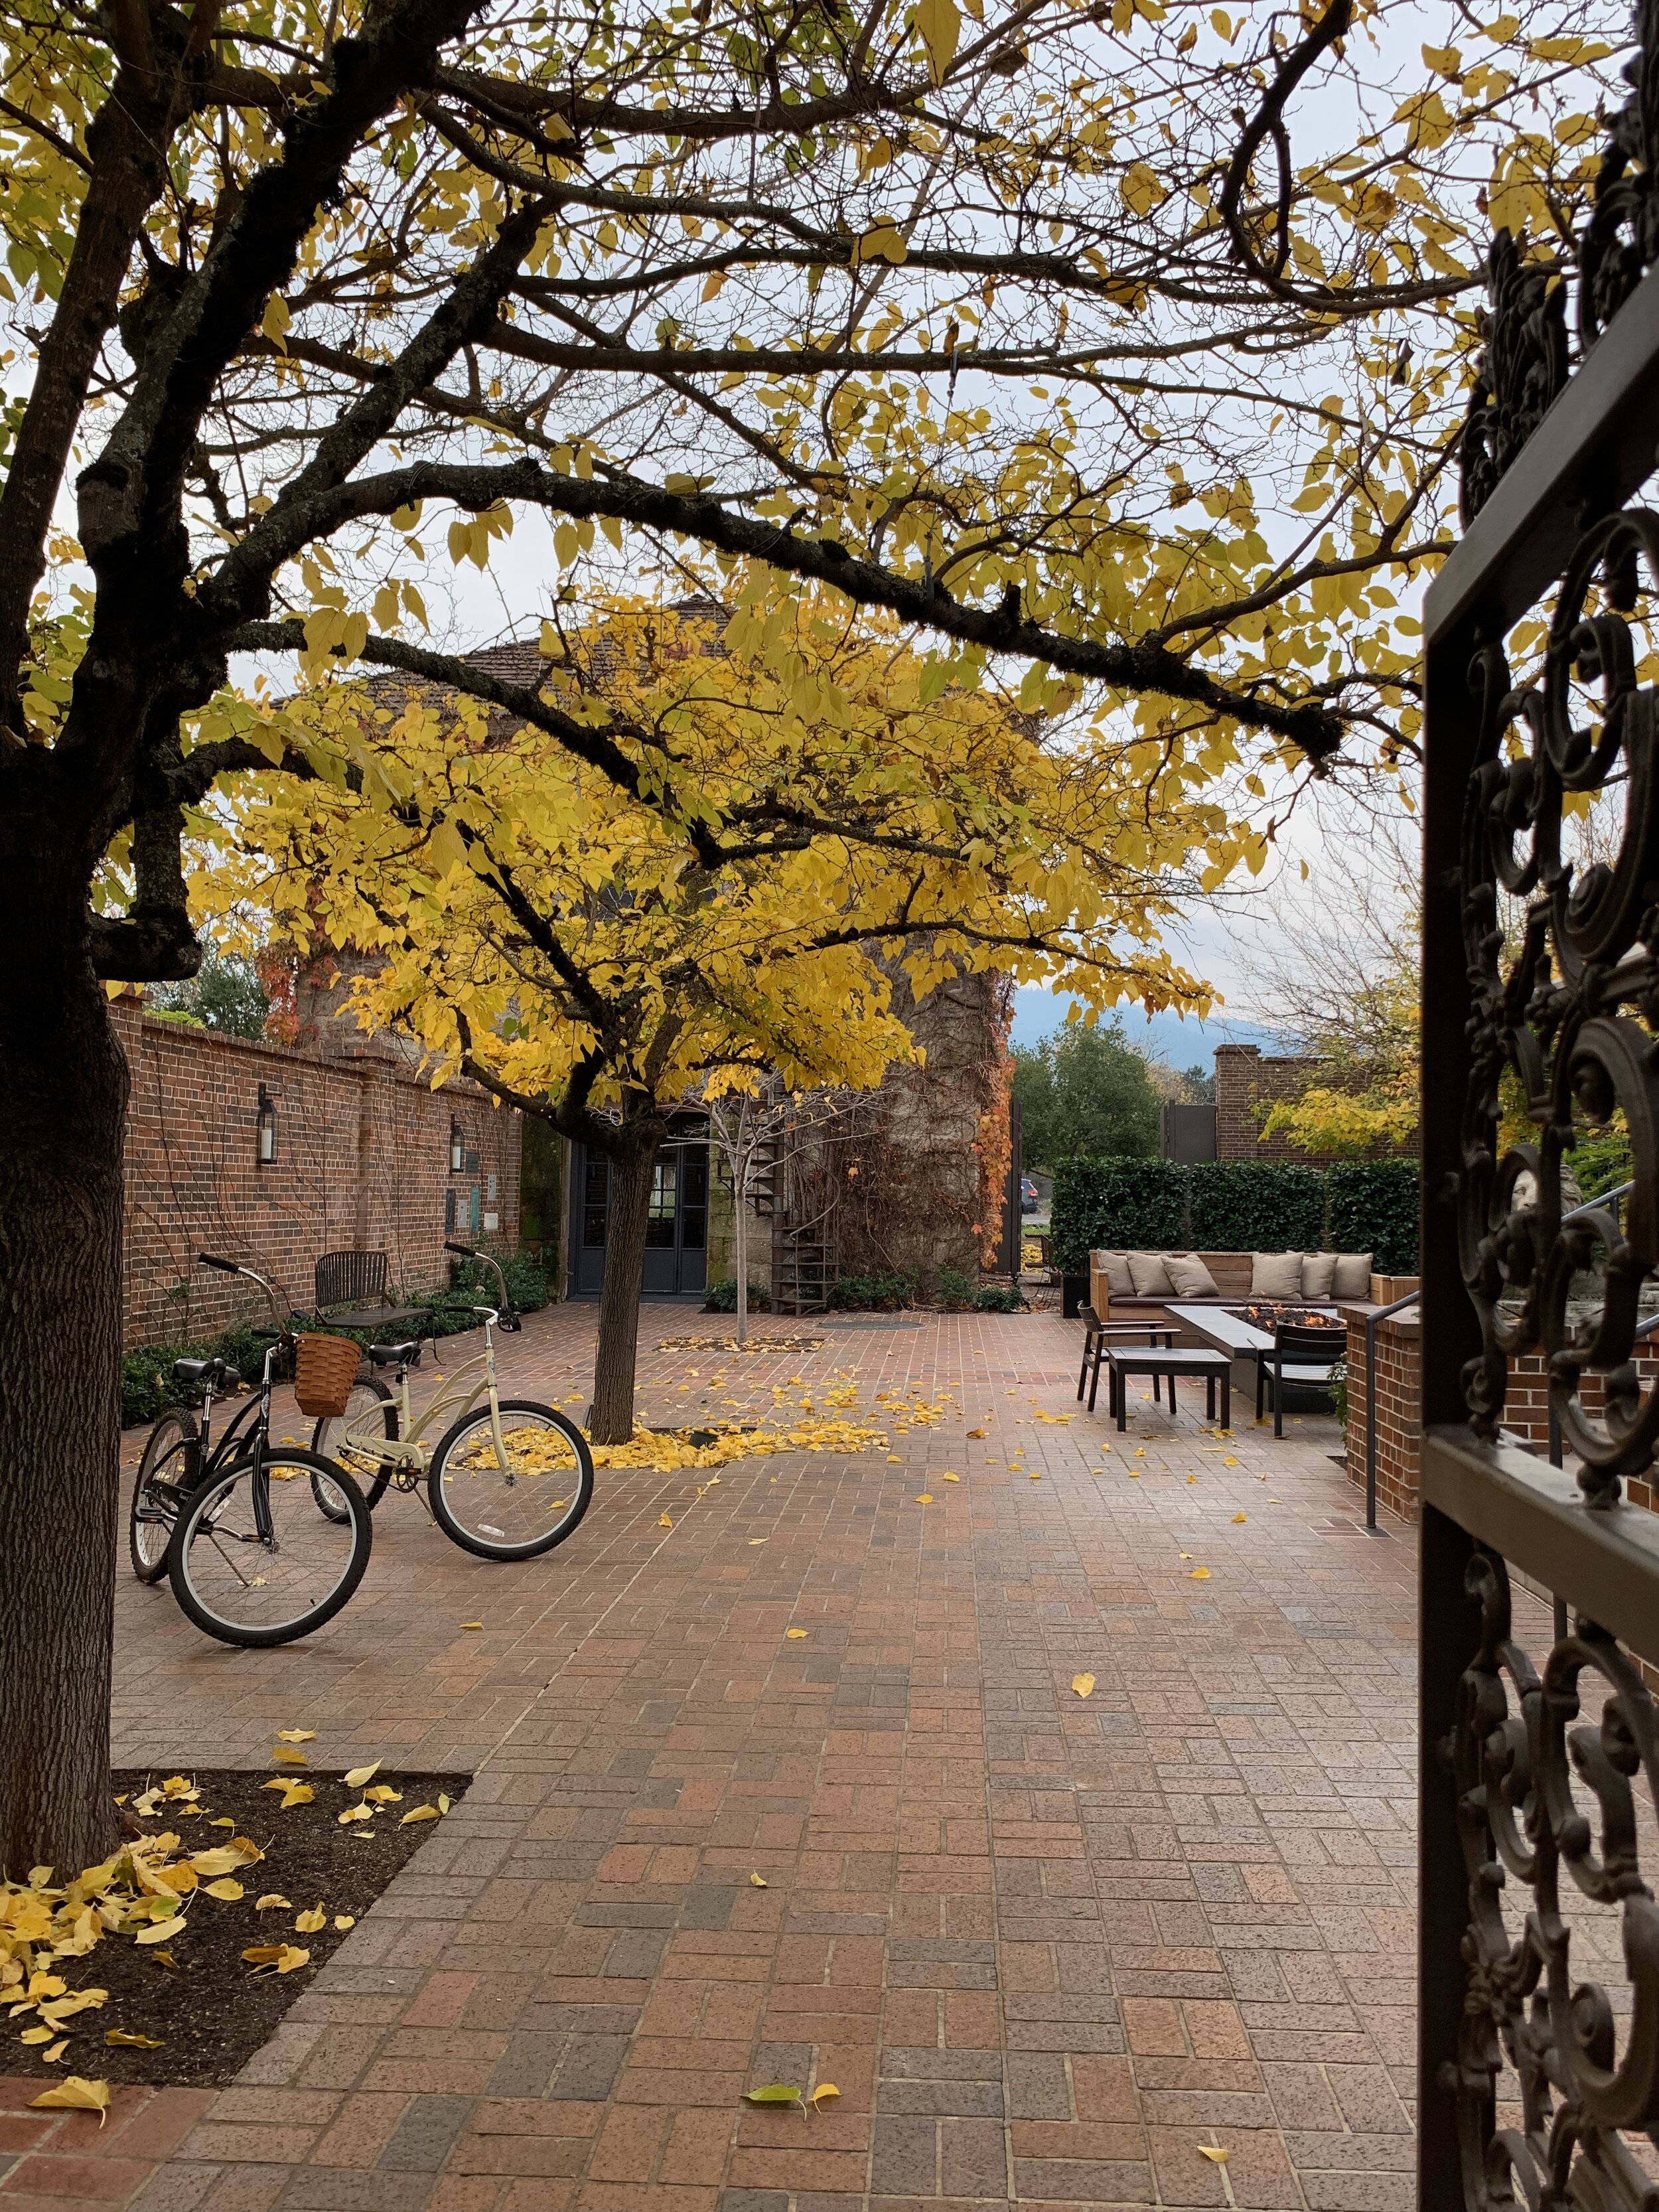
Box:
[7,1767,469,2088]
[653,1333,826,1351]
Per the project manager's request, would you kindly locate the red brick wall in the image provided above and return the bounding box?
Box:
[1214,1045,1332,1162]
[113,997,521,1349]
[1342,1313,1659,1526]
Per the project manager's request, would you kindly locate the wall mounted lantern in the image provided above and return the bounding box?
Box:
[256,1084,277,1165]
[449,1119,465,1173]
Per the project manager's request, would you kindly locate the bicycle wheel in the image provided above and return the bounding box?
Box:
[168,1447,372,1647]
[428,1399,593,1560]
[128,1409,199,1584]
[312,1380,397,1516]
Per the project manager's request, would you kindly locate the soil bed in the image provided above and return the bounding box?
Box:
[9,1766,469,2088]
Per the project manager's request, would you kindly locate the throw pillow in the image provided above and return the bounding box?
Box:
[1301,1252,1338,1300]
[1165,1253,1221,1298]
[1331,1252,1374,1299]
[1127,1250,1175,1296]
[1251,1251,1305,1299]
[1092,1250,1136,1301]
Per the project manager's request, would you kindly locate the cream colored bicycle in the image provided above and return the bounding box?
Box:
[311,1244,593,1561]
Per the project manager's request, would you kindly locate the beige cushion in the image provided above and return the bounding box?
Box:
[1165,1252,1220,1298]
[1251,1251,1305,1299]
[1092,1250,1136,1300]
[1301,1252,1338,1300]
[1127,1250,1174,1296]
[1331,1252,1374,1299]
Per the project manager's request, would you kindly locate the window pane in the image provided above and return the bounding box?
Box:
[682,1149,708,1203]
[583,1156,608,1248]
[681,1207,706,1251]
[646,1161,677,1245]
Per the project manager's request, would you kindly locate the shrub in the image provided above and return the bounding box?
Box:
[973,1283,1023,1312]
[1326,1160,1419,1274]
[703,1278,772,1312]
[829,1268,917,1311]
[1189,1161,1325,1253]
[120,1321,287,1427]
[1050,1157,1189,1273]
[934,1266,976,1310]
[1571,1130,1634,1203]
[445,1248,549,1313]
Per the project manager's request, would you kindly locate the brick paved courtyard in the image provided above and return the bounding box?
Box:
[3,1305,1448,2212]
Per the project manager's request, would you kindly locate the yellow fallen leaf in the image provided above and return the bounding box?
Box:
[334,1915,355,1931]
[271,1749,308,1765]
[1134,1448,1144,1458]
[294,1906,326,1933]
[255,1895,292,1912]
[43,2041,68,2063]
[275,1730,315,1743]
[242,1945,310,1974]
[203,1880,244,1902]
[30,2077,109,2122]
[750,1872,768,1887]
[1190,1566,1211,1580]
[1222,1456,1238,1467]
[786,1627,808,1639]
[1198,2144,1230,2163]
[743,2083,802,2105]
[1072,1674,1095,1698]
[133,1920,180,1947]
[148,1951,177,1969]
[188,1847,248,1877]
[808,2083,840,2107]
[39,1991,106,2022]
[941,1472,960,1482]
[399,1805,441,1825]
[1232,1512,1248,1523]
[208,1818,234,1829]
[437,1794,451,1814]
[914,1493,933,1504]
[21,2025,54,2044]
[338,1805,374,1826]
[966,1428,985,1438]
[343,1763,381,1788]
[886,1454,901,1463]
[106,2031,164,2048]
[1029,1471,1041,1480]
[659,1514,674,1528]
[461,1621,483,1631]
[1127,1470,1140,1479]
[749,1538,766,1546]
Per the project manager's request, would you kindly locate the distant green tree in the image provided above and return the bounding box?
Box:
[1013,1023,1161,1171]
[149,946,270,1042]
[1179,1065,1216,1104]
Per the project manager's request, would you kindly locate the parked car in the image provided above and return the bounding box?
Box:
[1021,1176,1041,1214]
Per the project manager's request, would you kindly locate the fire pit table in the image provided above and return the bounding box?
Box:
[1166,1301,1346,1430]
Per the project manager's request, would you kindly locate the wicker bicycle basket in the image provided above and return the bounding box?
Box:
[293,1332,362,1420]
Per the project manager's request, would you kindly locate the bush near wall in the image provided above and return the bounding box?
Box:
[1050,1157,1189,1272]
[1326,1161,1419,1274]
[1189,1161,1326,1254]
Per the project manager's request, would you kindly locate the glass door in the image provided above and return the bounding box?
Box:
[569,1143,708,1296]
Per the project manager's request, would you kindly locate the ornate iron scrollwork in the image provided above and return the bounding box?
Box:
[1448,1549,1659,2209]
[1579,0,1659,348]
[1461,230,1569,526]
[1457,504,1659,1503]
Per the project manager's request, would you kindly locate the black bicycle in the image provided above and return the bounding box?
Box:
[127,1256,373,1647]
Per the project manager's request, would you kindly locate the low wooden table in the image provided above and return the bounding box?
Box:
[1104,1345,1231,1430]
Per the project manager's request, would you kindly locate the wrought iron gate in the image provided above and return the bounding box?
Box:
[1420,37,1659,2205]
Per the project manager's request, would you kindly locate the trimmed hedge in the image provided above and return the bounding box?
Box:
[1189,1161,1325,1254]
[1050,1157,1189,1272]
[1051,1153,1421,1276]
[1326,1161,1419,1275]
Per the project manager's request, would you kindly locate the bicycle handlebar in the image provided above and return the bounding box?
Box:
[443,1243,518,1327]
[198,1252,240,1274]
[196,1252,290,1336]
[444,1240,476,1258]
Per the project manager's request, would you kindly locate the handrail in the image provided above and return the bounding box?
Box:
[1362,1290,1420,1533]
[1562,1178,1633,1228]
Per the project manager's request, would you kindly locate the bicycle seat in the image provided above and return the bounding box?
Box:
[173,1357,230,1387]
[368,1341,421,1368]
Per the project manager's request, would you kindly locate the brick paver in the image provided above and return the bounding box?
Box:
[15,1307,1449,2209]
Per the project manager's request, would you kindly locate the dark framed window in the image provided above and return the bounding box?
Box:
[582,1156,609,1248]
[646,1159,678,1247]
[681,1148,707,1250]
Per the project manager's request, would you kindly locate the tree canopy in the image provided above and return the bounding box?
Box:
[1012,1019,1162,1167]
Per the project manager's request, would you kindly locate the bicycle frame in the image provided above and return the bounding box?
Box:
[338,1312,510,1473]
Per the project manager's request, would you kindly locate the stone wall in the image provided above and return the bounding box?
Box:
[114,995,520,1349]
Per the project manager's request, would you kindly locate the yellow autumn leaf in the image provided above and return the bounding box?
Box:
[21,2025,54,2044]
[659,1514,674,1527]
[342,1763,380,1788]
[271,1748,308,1765]
[338,1805,374,1826]
[808,2083,840,2107]
[203,1880,245,1902]
[915,0,960,82]
[275,1730,315,1743]
[29,2077,109,2123]
[785,1627,808,1639]
[363,1785,401,1803]
[294,1906,326,1933]
[133,1920,181,1947]
[188,1847,249,1877]
[399,1805,441,1825]
[1232,1512,1247,1523]
[461,1621,483,1631]
[914,1493,933,1504]
[1071,1674,1095,1698]
[1190,1566,1211,1580]
[106,2031,165,2048]
[437,1795,451,1814]
[1198,2144,1229,2162]
[242,1945,311,1974]
[749,1872,768,1887]
[254,1895,292,1911]
[334,1915,355,1931]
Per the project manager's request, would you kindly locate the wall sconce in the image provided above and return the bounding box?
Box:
[256,1084,277,1165]
[450,1119,465,1173]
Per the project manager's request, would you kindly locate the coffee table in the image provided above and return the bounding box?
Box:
[1104,1345,1231,1430]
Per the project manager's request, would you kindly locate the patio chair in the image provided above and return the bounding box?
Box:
[1258,1321,1344,1438]
[1077,1302,1175,1414]
[314,1249,390,1314]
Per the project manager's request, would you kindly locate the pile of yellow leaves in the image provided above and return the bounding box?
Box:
[583,1416,892,1472]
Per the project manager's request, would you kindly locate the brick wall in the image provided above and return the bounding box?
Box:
[1342,1311,1659,1526]
[1214,1045,1331,1161]
[114,997,520,1349]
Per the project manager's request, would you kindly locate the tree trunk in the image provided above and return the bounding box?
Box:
[733,1157,749,1347]
[587,1138,658,1444]
[0,913,125,1876]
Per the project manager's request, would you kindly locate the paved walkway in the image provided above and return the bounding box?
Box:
[5,1307,1425,2211]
